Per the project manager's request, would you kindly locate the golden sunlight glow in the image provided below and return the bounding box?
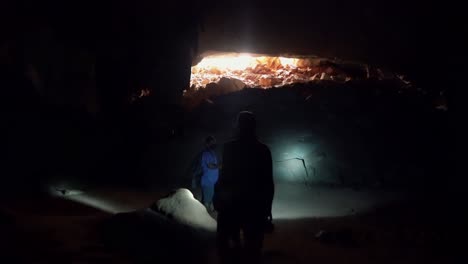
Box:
[195,54,256,71]
[182,53,409,107]
[189,53,338,91]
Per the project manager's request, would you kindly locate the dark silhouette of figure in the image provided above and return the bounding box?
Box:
[214,111,274,263]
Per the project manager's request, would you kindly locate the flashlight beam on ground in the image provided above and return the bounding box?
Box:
[276,157,310,184]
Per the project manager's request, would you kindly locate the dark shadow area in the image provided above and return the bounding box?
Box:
[102,209,215,263]
[0,194,113,262]
[266,198,461,264]
[2,194,460,263]
[1,0,464,263]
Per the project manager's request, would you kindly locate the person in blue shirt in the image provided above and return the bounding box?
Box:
[201,135,221,211]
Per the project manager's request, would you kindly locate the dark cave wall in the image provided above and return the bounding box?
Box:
[140,82,448,192]
[1,0,206,191]
[1,0,461,193]
[1,0,207,112]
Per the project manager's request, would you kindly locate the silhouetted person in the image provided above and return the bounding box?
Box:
[214,111,274,263]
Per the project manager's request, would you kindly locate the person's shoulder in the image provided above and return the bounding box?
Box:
[256,140,272,154]
[256,140,270,149]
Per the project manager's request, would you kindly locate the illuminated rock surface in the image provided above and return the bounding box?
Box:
[154,188,217,232]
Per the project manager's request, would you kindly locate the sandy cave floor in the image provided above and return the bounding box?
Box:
[0,184,457,263]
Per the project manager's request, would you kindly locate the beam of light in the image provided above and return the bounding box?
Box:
[276,157,309,183]
[63,194,120,213]
[275,143,312,183]
[49,186,121,213]
[272,183,403,219]
[271,143,404,219]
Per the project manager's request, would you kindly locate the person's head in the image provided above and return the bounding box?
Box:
[236,111,256,138]
[205,135,217,149]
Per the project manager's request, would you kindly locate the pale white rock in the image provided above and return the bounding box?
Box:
[156,188,217,232]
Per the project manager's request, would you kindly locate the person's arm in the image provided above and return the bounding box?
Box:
[206,151,221,169]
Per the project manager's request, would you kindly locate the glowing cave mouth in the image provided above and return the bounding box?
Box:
[181,52,413,108]
[189,52,361,91]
